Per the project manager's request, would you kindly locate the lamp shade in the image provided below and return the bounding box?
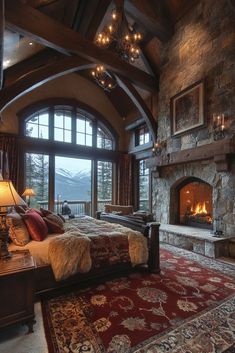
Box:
[0,180,26,207]
[22,188,36,197]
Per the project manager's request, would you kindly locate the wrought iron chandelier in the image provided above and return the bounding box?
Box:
[95,3,142,63]
[91,65,117,92]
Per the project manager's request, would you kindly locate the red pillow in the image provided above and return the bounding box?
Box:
[22,210,48,241]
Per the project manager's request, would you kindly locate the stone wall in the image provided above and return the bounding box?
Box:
[157,0,235,150]
[152,0,235,236]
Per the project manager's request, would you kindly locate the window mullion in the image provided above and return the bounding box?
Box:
[92,160,97,217]
[72,107,76,144]
[93,120,97,148]
[49,154,55,211]
[49,107,54,140]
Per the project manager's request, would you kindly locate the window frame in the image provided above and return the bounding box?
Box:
[137,159,150,211]
[135,124,150,147]
[21,100,117,151]
[18,99,119,216]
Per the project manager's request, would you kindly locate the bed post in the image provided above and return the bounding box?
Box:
[96,211,101,220]
[147,222,160,273]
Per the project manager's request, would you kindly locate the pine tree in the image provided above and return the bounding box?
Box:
[34,154,49,202]
[25,153,49,208]
[97,161,112,202]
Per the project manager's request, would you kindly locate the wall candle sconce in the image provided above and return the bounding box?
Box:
[152,141,167,156]
[213,113,225,141]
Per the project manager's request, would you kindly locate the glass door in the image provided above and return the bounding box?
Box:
[55,156,92,216]
[25,153,49,209]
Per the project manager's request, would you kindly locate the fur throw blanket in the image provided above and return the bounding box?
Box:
[48,229,92,280]
[48,217,148,281]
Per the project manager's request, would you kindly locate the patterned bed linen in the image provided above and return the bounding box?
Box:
[9,216,148,280]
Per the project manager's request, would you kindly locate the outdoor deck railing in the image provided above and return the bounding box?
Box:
[37,199,149,215]
[37,199,112,215]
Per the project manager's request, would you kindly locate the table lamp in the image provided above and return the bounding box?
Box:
[22,188,36,207]
[0,180,26,258]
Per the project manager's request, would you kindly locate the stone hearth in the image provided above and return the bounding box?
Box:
[160,224,229,258]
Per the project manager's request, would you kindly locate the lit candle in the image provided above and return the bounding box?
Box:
[221,114,224,127]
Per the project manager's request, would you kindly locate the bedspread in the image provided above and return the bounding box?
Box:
[9,217,148,281]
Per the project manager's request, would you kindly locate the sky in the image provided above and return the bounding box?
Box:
[55,156,91,176]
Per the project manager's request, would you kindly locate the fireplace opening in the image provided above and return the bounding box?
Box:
[170,177,213,230]
[179,179,212,229]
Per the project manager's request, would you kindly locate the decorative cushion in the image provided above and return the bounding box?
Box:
[14,205,29,214]
[22,210,48,241]
[104,204,134,215]
[29,208,43,217]
[6,212,30,246]
[57,213,66,223]
[43,213,64,234]
[40,208,53,217]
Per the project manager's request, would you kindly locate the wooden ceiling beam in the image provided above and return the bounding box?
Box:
[4,48,60,86]
[164,0,198,22]
[115,75,157,142]
[0,56,93,111]
[22,0,57,8]
[72,0,95,34]
[1,55,156,141]
[85,0,112,41]
[5,0,157,92]
[0,0,4,90]
[125,0,173,43]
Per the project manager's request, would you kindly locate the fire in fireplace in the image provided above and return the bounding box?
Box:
[179,180,213,229]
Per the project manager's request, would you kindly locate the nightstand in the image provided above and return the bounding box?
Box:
[0,250,36,333]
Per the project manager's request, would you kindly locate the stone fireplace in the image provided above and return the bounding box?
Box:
[147,145,235,257]
[170,177,213,230]
[147,134,235,237]
[145,0,235,257]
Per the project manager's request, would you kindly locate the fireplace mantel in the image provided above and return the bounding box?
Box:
[146,138,235,172]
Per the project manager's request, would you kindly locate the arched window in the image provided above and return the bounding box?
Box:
[20,101,117,215]
[24,104,115,150]
[25,109,49,139]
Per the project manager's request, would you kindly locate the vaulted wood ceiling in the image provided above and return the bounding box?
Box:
[1,0,197,121]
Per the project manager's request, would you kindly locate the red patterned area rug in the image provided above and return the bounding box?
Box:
[41,246,235,353]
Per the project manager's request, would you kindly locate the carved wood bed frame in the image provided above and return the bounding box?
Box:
[34,216,160,296]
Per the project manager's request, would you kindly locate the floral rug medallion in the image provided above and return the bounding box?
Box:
[42,245,235,353]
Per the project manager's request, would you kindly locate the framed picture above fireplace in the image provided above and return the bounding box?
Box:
[170,80,205,137]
